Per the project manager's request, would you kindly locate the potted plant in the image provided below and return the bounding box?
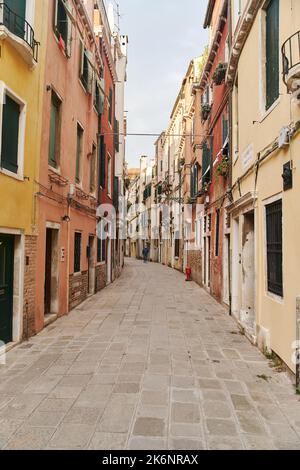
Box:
[212,62,227,85]
[216,156,230,177]
[201,103,211,121]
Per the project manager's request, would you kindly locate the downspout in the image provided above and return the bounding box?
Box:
[66,198,71,314]
[228,0,233,316]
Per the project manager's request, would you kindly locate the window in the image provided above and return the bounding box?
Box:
[108,88,113,125]
[89,144,96,194]
[3,0,26,39]
[191,164,198,198]
[53,0,72,57]
[266,199,283,297]
[98,136,106,188]
[1,93,20,174]
[202,141,211,185]
[74,232,81,273]
[174,232,180,258]
[265,0,279,110]
[79,42,93,93]
[107,154,112,197]
[97,238,106,263]
[113,176,119,210]
[222,114,229,145]
[215,210,220,257]
[114,118,120,152]
[49,91,61,168]
[94,78,104,115]
[76,123,83,184]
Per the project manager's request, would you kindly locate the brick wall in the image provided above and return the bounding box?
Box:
[95,264,106,292]
[187,249,202,287]
[69,271,88,310]
[23,235,37,339]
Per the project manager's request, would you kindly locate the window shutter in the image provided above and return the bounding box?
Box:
[222,115,228,145]
[49,93,60,168]
[202,141,211,185]
[79,39,84,77]
[98,136,106,189]
[108,88,113,124]
[114,118,119,152]
[66,16,72,58]
[1,94,20,173]
[190,166,194,198]
[266,0,279,110]
[76,124,83,184]
[53,0,58,32]
[266,200,283,296]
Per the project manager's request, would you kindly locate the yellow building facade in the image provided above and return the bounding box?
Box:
[228,0,300,373]
[0,0,48,345]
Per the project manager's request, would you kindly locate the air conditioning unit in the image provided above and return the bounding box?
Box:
[278,127,290,149]
[69,184,76,197]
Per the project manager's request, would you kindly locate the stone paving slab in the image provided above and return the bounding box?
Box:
[0,258,300,450]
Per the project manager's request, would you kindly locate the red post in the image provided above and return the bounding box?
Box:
[185,266,192,282]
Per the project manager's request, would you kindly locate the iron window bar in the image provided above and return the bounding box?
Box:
[0,2,39,62]
[282,30,300,86]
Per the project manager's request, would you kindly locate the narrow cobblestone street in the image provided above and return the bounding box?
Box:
[0,258,300,450]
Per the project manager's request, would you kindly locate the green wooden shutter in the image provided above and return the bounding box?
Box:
[114,118,119,152]
[266,0,279,110]
[98,136,106,189]
[1,94,20,174]
[222,115,228,145]
[79,40,84,77]
[108,88,113,124]
[202,141,211,185]
[4,0,26,38]
[76,124,83,184]
[190,166,194,198]
[49,93,60,168]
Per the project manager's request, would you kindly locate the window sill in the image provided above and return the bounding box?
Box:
[73,271,82,277]
[265,290,284,305]
[0,167,23,181]
[48,165,61,175]
[260,97,281,123]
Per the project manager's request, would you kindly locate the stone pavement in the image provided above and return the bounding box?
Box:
[0,258,300,450]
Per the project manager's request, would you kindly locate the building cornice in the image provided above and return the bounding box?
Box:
[200,0,228,90]
[73,0,103,70]
[204,0,216,28]
[227,0,264,86]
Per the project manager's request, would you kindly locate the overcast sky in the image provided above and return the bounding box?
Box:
[118,0,208,168]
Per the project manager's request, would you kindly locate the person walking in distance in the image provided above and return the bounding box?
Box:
[142,245,149,263]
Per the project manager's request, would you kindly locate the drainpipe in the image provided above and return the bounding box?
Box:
[296,297,300,391]
[228,0,233,316]
[66,199,71,314]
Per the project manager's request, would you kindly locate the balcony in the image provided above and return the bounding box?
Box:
[282,30,300,92]
[0,2,39,66]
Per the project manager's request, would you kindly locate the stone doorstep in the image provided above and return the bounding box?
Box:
[44,314,58,328]
[0,341,22,361]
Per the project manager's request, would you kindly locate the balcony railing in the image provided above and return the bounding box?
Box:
[282,30,300,88]
[0,2,39,62]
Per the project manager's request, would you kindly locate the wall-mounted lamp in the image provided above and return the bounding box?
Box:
[61,215,71,222]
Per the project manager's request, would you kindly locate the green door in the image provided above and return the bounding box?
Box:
[4,0,26,39]
[0,235,14,344]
